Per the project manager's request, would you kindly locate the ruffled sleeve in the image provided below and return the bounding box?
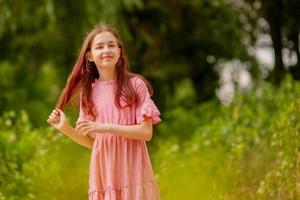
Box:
[134,77,161,125]
[76,92,96,139]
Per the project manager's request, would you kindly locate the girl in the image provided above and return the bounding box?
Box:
[47,23,161,200]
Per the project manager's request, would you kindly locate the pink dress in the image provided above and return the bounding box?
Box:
[77,76,162,200]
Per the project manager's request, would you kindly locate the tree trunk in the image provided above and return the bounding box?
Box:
[262,0,286,84]
[289,29,300,79]
[188,61,218,103]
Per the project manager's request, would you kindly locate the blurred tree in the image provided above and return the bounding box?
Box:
[244,0,300,83]
[0,0,63,125]
[122,0,253,103]
[261,0,286,83]
[283,0,300,79]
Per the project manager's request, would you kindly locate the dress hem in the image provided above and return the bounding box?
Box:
[88,180,160,200]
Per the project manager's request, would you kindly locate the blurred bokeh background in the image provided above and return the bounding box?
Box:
[1,0,300,199]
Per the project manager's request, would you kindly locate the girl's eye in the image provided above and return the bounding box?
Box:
[96,46,103,49]
[109,44,115,47]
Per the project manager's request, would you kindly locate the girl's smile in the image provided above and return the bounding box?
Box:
[102,55,113,59]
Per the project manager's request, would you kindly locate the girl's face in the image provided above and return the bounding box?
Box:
[88,31,121,69]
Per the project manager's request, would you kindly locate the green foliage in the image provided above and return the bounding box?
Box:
[152,75,300,199]
[0,110,89,200]
[0,110,38,199]
[0,61,62,126]
[256,77,300,199]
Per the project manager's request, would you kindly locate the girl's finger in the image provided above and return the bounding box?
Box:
[77,120,90,125]
[83,126,92,133]
[48,118,55,124]
[78,123,90,129]
[82,126,88,132]
[86,125,95,132]
[83,128,92,136]
[51,111,58,116]
[50,116,58,121]
[56,108,63,114]
[51,118,58,123]
[86,127,93,133]
[49,115,58,121]
[50,113,57,118]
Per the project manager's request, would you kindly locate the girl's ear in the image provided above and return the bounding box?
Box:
[85,51,93,62]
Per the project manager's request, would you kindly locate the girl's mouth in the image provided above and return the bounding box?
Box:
[102,56,113,59]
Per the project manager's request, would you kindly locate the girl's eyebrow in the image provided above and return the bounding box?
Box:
[95,41,117,45]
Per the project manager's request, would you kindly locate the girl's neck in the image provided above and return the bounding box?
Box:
[96,67,116,81]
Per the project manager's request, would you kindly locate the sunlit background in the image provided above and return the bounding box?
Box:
[1,0,300,199]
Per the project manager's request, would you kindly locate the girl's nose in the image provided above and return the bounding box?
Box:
[103,46,108,51]
[103,46,111,53]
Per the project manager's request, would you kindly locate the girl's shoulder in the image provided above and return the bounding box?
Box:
[129,74,153,96]
[129,74,147,88]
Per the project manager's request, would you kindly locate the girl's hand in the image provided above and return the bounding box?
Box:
[76,120,107,136]
[47,108,68,131]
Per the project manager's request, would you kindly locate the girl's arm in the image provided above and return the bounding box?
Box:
[60,123,94,149]
[106,118,153,141]
[76,117,153,141]
[47,108,94,149]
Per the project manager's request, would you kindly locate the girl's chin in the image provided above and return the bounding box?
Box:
[96,63,116,68]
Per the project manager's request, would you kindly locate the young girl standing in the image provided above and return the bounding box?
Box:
[47,23,161,200]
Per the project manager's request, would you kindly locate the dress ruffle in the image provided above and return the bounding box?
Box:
[89,181,160,200]
[136,102,161,125]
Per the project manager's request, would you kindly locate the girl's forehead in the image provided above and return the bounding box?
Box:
[92,31,118,45]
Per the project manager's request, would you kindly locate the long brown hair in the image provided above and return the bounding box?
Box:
[56,22,153,120]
